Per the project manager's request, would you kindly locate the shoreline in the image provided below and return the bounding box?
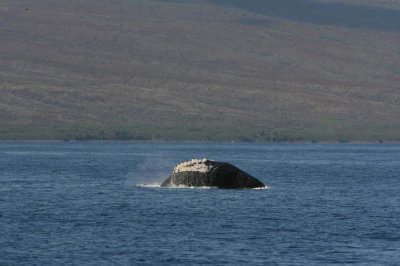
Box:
[0,139,399,144]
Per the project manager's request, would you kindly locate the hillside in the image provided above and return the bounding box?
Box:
[1,0,400,141]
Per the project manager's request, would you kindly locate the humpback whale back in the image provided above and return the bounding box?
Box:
[161,159,265,189]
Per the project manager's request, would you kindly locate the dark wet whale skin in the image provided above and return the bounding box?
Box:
[161,161,265,189]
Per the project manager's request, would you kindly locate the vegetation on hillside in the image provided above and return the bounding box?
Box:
[1,0,399,142]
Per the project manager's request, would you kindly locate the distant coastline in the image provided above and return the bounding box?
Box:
[0,126,400,144]
[1,1,399,145]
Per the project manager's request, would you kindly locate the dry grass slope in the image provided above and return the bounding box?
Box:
[1,0,400,141]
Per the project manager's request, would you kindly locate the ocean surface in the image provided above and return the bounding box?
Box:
[1,142,400,265]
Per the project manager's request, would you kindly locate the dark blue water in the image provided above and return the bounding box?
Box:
[1,142,400,265]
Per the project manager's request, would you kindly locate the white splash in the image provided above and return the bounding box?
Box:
[252,186,270,190]
[136,183,215,189]
[136,183,269,190]
[173,158,214,173]
[136,183,161,188]
[166,185,216,189]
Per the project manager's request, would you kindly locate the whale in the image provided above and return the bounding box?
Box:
[161,158,265,189]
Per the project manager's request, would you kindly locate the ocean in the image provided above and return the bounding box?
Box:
[1,142,400,265]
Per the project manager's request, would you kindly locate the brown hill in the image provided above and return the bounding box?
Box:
[1,0,400,141]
